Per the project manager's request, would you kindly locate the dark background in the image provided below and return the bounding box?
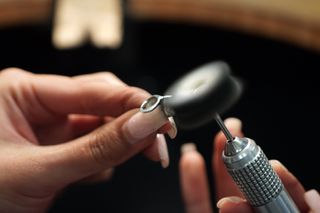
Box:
[0,10,319,213]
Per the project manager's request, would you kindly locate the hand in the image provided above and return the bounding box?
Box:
[179,118,320,213]
[0,68,172,212]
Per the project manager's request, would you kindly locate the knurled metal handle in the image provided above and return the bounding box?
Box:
[227,148,283,206]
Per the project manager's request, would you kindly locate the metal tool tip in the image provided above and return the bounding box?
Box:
[214,113,234,142]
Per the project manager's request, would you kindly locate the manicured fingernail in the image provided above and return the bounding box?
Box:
[124,107,168,144]
[181,143,197,154]
[167,117,177,139]
[156,134,169,168]
[224,117,242,133]
[305,189,320,212]
[217,196,245,208]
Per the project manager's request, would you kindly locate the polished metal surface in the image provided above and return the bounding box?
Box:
[212,116,300,213]
[222,137,299,212]
[140,95,172,113]
[254,190,300,213]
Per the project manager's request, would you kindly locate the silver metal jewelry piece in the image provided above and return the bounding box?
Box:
[140,95,172,113]
[140,94,178,139]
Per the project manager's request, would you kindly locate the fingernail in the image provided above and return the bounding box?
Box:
[156,134,170,168]
[124,107,168,144]
[181,143,197,154]
[224,117,242,134]
[269,160,289,172]
[305,189,320,212]
[167,117,177,139]
[217,197,245,208]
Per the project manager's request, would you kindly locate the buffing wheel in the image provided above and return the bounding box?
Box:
[163,61,242,129]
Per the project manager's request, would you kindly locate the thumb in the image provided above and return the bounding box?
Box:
[39,107,169,186]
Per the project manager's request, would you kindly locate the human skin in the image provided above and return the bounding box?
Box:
[180,118,320,213]
[0,68,171,213]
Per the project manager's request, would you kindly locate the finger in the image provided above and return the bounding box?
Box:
[143,134,170,168]
[40,107,169,186]
[270,160,309,212]
[180,143,212,213]
[35,114,104,145]
[68,115,104,137]
[27,73,149,121]
[103,116,115,123]
[73,72,127,86]
[217,196,252,213]
[157,118,177,139]
[77,168,114,184]
[304,189,320,213]
[213,118,243,200]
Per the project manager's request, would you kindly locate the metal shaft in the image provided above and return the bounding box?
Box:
[214,113,234,141]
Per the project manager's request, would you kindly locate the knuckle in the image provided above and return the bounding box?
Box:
[99,71,117,78]
[97,72,127,86]
[87,127,126,167]
[122,86,150,110]
[1,67,28,77]
[0,68,31,91]
[95,72,121,83]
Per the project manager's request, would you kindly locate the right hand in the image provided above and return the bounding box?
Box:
[179,118,320,213]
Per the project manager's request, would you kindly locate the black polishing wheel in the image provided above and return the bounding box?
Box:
[164,61,242,129]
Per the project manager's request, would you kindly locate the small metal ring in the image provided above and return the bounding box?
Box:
[140,95,172,113]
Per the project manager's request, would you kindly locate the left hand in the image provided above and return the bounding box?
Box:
[0,68,171,212]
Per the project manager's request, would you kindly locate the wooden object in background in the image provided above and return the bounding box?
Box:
[0,0,51,27]
[128,0,320,51]
[0,0,123,49]
[53,0,123,49]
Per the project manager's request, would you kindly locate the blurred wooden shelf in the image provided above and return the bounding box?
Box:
[129,0,320,51]
[2,0,320,51]
[0,0,51,27]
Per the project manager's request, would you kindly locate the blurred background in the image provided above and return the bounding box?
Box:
[1,0,320,212]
